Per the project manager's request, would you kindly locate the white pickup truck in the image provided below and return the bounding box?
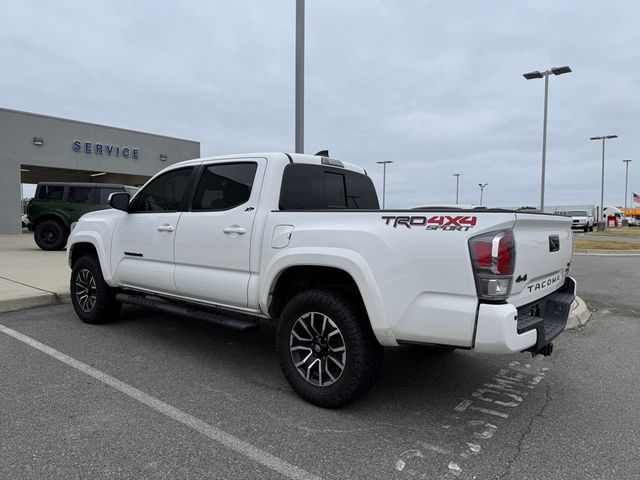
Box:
[67,152,576,407]
[566,209,595,232]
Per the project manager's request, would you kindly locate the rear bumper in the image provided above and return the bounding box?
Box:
[474,277,576,354]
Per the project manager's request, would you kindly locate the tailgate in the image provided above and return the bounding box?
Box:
[508,213,573,307]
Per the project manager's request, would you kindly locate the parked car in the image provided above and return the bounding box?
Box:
[28,182,139,250]
[67,152,575,407]
[565,210,595,232]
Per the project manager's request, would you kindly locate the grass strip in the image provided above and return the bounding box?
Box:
[575,239,640,250]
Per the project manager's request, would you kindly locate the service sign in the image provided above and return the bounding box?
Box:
[72,140,139,159]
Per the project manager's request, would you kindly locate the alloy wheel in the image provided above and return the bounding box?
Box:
[289,312,346,387]
[75,268,97,312]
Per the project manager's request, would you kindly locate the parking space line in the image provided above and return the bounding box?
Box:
[0,323,322,480]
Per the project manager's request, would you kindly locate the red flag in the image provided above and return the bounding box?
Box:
[634,192,640,203]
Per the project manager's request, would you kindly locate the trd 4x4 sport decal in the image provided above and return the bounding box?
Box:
[382,215,478,231]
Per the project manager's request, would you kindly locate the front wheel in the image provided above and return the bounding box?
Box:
[276,289,383,408]
[70,255,121,324]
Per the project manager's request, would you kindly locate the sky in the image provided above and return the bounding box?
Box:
[2,0,640,209]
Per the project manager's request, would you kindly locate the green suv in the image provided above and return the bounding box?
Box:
[28,182,139,250]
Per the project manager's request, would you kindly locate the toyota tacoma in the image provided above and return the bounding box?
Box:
[67,152,576,407]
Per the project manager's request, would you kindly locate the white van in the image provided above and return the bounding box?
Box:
[602,205,628,226]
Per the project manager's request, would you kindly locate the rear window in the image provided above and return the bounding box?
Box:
[37,185,64,201]
[279,164,379,210]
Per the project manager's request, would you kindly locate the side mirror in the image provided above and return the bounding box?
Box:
[108,192,130,212]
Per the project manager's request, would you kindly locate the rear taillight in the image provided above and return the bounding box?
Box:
[469,229,515,301]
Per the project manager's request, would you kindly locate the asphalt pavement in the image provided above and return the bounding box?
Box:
[1,255,639,479]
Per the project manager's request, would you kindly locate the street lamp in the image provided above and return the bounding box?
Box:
[295,0,305,153]
[478,183,488,206]
[523,65,572,212]
[623,159,632,212]
[376,161,393,209]
[453,173,461,205]
[590,134,618,230]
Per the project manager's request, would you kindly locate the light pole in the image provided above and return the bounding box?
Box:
[376,161,393,209]
[478,183,488,206]
[295,0,305,153]
[623,159,632,213]
[590,134,618,230]
[523,65,572,212]
[453,173,461,204]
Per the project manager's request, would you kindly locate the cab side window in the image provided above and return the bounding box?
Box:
[129,168,193,213]
[192,163,257,211]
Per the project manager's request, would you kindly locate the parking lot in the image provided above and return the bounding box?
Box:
[0,250,638,479]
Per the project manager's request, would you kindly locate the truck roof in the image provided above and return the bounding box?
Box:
[160,152,368,176]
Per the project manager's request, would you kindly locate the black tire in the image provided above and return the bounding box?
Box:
[70,255,121,324]
[276,288,383,408]
[583,225,589,233]
[34,220,68,251]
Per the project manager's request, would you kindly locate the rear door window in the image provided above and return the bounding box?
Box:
[37,185,65,201]
[68,187,93,204]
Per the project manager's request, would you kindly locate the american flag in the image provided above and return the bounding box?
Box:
[634,192,640,203]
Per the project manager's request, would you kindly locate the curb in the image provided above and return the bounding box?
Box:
[0,291,70,314]
[565,295,590,330]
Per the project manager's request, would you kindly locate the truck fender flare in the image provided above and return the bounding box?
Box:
[260,248,396,345]
[67,233,115,286]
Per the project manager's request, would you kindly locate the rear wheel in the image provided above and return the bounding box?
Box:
[70,255,121,324]
[276,289,383,408]
[34,220,68,250]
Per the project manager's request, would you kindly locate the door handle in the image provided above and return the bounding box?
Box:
[157,224,175,232]
[223,226,246,235]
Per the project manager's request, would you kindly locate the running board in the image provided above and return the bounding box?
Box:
[115,293,259,332]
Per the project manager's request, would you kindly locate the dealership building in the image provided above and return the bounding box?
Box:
[0,107,200,234]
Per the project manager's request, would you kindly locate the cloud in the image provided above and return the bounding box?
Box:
[2,0,640,209]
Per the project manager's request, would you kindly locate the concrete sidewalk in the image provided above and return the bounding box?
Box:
[0,233,70,313]
[1,232,591,330]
